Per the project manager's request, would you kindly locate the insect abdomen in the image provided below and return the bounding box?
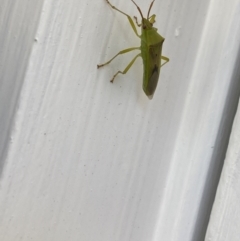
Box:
[141,41,163,99]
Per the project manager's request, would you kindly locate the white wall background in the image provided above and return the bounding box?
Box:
[206,98,240,241]
[0,0,44,171]
[0,0,240,241]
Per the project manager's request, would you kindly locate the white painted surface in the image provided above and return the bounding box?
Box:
[205,98,240,241]
[0,0,44,170]
[0,0,240,241]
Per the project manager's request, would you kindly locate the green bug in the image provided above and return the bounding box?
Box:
[97,0,169,99]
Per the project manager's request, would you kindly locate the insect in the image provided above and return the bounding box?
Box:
[97,0,169,99]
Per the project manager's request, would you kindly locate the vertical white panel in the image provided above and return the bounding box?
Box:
[205,98,240,241]
[0,0,44,171]
[0,0,240,241]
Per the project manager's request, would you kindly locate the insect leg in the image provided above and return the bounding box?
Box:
[105,0,140,37]
[97,47,140,68]
[148,14,156,24]
[160,56,169,67]
[110,53,141,83]
[133,16,141,27]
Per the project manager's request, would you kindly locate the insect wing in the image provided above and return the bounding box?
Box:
[142,42,163,99]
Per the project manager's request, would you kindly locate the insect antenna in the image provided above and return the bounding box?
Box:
[147,0,155,19]
[131,0,144,20]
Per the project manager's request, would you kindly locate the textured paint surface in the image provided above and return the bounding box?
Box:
[205,98,240,241]
[0,0,240,241]
[0,0,44,174]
